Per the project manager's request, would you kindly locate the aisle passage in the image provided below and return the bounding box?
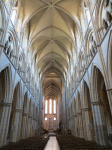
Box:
[44,137,60,150]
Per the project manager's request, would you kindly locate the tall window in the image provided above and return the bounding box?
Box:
[49,99,52,114]
[45,100,48,114]
[54,100,56,114]
[86,9,91,24]
[11,9,17,24]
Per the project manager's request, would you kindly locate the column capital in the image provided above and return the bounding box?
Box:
[0,102,12,107]
[73,114,77,117]
[91,100,103,105]
[33,117,36,120]
[28,115,33,118]
[22,112,28,116]
[81,107,91,111]
[76,112,82,115]
[14,109,23,113]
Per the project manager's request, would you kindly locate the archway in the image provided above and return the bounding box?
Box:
[81,81,94,141]
[91,66,111,146]
[0,67,11,147]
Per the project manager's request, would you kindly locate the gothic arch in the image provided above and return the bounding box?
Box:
[90,64,105,102]
[81,80,91,108]
[90,65,112,145]
[107,30,112,86]
[7,28,19,55]
[0,65,12,103]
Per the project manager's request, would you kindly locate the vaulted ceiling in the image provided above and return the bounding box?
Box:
[23,0,81,99]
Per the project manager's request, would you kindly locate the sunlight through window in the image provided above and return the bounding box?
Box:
[45,117,47,121]
[54,100,56,114]
[54,117,56,120]
[11,9,16,24]
[86,10,91,24]
[45,100,48,114]
[49,99,52,114]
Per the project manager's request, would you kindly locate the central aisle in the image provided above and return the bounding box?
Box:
[44,137,60,150]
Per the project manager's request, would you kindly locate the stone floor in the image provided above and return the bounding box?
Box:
[44,137,60,150]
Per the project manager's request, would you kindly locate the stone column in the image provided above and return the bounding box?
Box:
[35,119,38,136]
[71,119,73,134]
[77,112,83,138]
[9,109,23,142]
[91,101,109,146]
[71,117,74,135]
[82,108,94,141]
[21,113,28,139]
[73,114,77,137]
[31,118,35,136]
[91,104,99,143]
[0,102,12,147]
[82,110,87,140]
[27,115,33,137]
[17,109,23,141]
[33,117,36,136]
[29,116,33,137]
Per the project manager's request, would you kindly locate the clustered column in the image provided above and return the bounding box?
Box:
[21,112,28,139]
[76,112,83,138]
[82,108,94,141]
[27,115,33,137]
[0,103,12,147]
[91,101,109,146]
[9,108,23,142]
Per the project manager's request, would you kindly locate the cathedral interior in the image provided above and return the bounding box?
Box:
[0,0,112,149]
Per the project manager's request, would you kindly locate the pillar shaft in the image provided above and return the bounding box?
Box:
[91,102,109,146]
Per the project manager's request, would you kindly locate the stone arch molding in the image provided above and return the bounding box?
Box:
[107,30,112,86]
[90,64,106,102]
[7,28,19,54]
[0,64,12,103]
[3,28,19,67]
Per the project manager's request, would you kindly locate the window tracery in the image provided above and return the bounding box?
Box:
[44,99,57,115]
[4,35,13,60]
[98,0,112,40]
